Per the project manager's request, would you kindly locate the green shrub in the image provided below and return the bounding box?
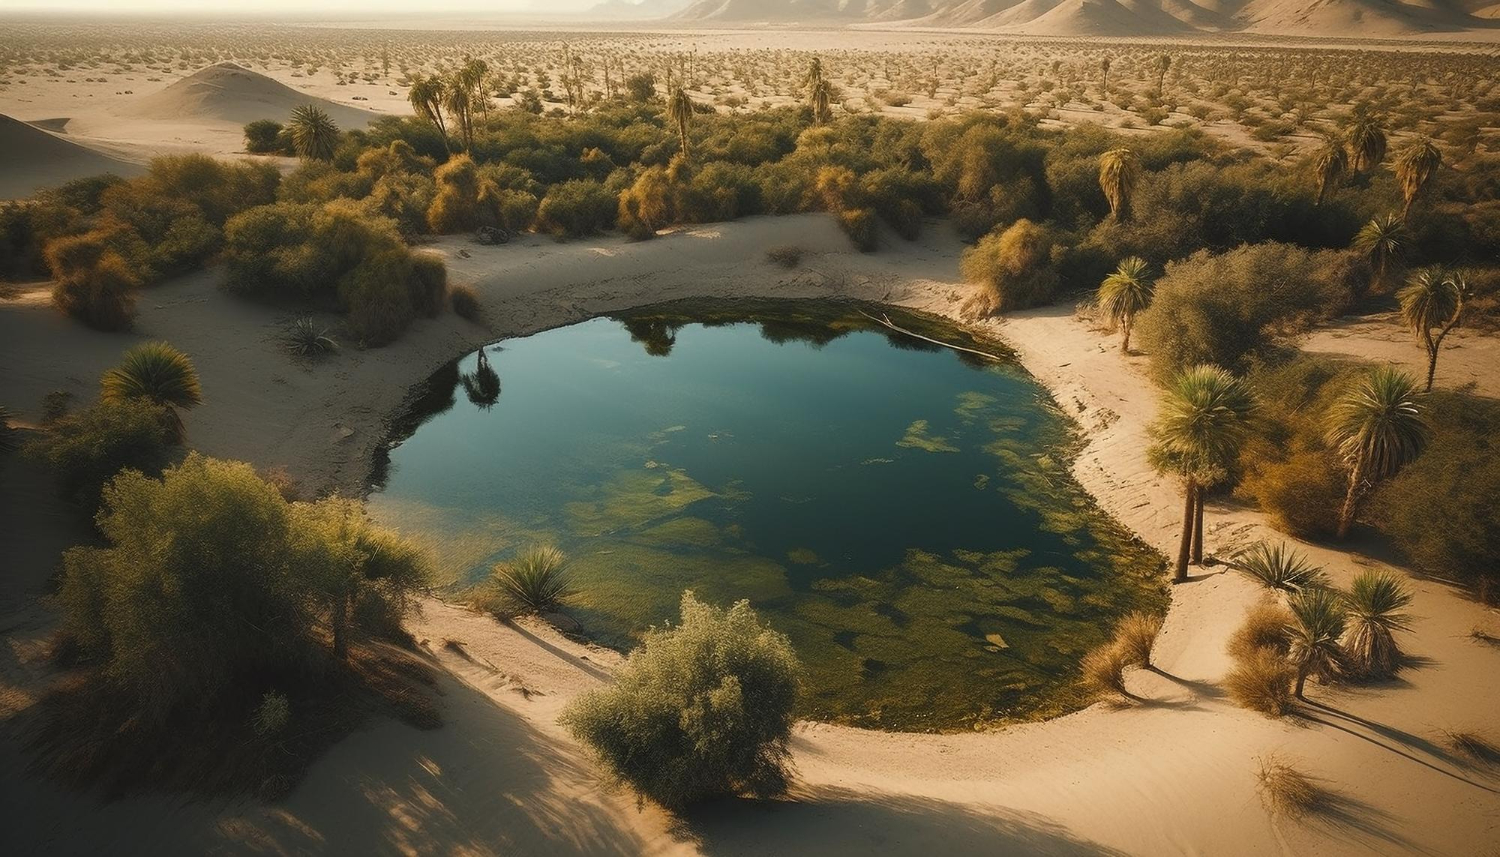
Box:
[837,207,878,252]
[960,218,1058,315]
[1372,392,1500,601]
[536,179,616,237]
[1135,243,1353,377]
[27,398,173,511]
[1237,449,1345,539]
[561,592,800,807]
[407,252,448,318]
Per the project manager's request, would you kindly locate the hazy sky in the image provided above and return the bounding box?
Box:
[0,0,566,15]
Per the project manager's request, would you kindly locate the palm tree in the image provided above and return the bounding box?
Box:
[1100,55,1111,99]
[444,75,475,151]
[1397,268,1468,392]
[461,345,501,410]
[668,88,693,158]
[460,57,489,120]
[1312,131,1348,205]
[1327,366,1428,539]
[408,74,448,137]
[1347,115,1387,173]
[100,341,203,441]
[1149,365,1257,582]
[1394,137,1441,222]
[1352,214,1405,295]
[1097,256,1153,353]
[288,104,340,161]
[1341,570,1413,679]
[1098,148,1140,222]
[1154,53,1171,96]
[1286,587,1347,699]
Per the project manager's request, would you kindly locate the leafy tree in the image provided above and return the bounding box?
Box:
[1327,367,1429,539]
[1096,256,1153,353]
[562,592,800,808]
[1397,268,1468,392]
[27,398,173,510]
[243,119,285,154]
[1149,365,1256,582]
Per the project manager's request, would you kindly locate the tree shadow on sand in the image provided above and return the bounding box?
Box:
[680,788,1127,856]
[212,673,656,857]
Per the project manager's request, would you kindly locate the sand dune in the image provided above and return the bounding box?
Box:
[125,62,380,131]
[673,0,1496,34]
[0,114,143,201]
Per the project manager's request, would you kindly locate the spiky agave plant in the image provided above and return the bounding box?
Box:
[1231,542,1328,593]
[1098,148,1140,222]
[1327,367,1429,539]
[492,545,574,614]
[1341,570,1413,679]
[1286,586,1348,698]
[284,316,338,357]
[1096,256,1153,353]
[288,104,340,161]
[100,341,202,442]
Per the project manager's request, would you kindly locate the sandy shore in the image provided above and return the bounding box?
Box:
[2,214,1498,855]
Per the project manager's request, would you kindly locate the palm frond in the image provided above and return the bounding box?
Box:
[1231,542,1328,593]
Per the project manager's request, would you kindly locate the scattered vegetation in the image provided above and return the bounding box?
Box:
[283,316,339,357]
[489,545,575,615]
[562,592,800,808]
[1255,755,1328,818]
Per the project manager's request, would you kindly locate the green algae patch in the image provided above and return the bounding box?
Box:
[897,419,960,454]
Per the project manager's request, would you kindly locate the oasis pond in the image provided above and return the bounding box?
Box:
[370,300,1165,731]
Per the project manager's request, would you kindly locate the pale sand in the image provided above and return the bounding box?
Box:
[2,214,1498,855]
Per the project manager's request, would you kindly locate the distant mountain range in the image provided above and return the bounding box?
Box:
[651,0,1500,36]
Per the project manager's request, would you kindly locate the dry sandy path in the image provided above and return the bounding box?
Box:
[2,214,1498,855]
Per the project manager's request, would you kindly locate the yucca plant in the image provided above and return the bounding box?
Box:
[491,545,575,615]
[1326,367,1428,539]
[99,341,203,442]
[1394,136,1441,222]
[284,316,338,357]
[1340,570,1413,679]
[288,103,340,161]
[1397,268,1468,392]
[1286,587,1348,698]
[1231,542,1327,593]
[1311,131,1348,205]
[1096,256,1153,353]
[1352,214,1404,294]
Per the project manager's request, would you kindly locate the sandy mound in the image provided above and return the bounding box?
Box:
[0,114,143,201]
[125,62,379,130]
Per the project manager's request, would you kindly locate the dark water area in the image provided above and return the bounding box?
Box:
[370,300,1165,731]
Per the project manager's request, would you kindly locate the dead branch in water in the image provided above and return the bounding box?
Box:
[858,309,1008,363]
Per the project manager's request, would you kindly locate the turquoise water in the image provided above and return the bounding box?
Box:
[370,301,1165,731]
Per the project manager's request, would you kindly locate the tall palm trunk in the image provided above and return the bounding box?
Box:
[1336,458,1366,539]
[1295,665,1309,699]
[1174,479,1196,582]
[1121,317,1133,354]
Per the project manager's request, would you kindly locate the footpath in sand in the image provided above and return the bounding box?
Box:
[2,214,1498,855]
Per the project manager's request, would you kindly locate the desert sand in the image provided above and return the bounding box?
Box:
[3,213,1498,855]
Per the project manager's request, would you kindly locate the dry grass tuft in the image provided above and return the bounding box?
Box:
[1227,649,1297,717]
[1227,600,1292,661]
[1115,611,1163,668]
[766,245,804,268]
[1081,642,1133,702]
[1255,754,1327,818]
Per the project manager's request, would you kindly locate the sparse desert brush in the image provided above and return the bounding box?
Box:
[1080,641,1133,701]
[490,545,575,615]
[1115,611,1163,668]
[1228,601,1293,660]
[837,207,879,252]
[450,284,482,321]
[766,245,804,268]
[1255,754,1327,818]
[1227,648,1296,717]
[960,219,1058,317]
[27,397,174,511]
